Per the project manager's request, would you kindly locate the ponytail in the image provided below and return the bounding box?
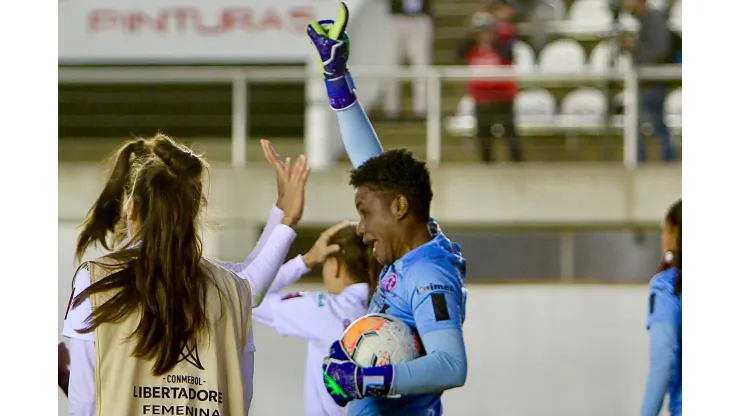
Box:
[76,139,150,261]
[74,134,211,376]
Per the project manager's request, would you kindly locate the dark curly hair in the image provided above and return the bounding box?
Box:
[348,149,433,222]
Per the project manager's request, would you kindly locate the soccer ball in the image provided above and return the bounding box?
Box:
[340,313,422,367]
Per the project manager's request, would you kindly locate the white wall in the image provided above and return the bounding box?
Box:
[59,221,655,416]
[248,284,652,416]
[59,163,682,228]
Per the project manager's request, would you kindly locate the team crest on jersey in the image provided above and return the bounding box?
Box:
[379,273,399,293]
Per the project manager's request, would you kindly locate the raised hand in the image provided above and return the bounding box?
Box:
[261,139,287,210]
[306,2,350,79]
[279,154,311,229]
[303,220,357,268]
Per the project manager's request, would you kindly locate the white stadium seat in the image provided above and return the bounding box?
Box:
[539,39,586,72]
[568,0,611,31]
[665,88,682,128]
[567,0,639,33]
[560,88,607,129]
[444,95,476,137]
[456,95,476,118]
[514,41,536,73]
[590,40,632,72]
[619,12,639,31]
[515,89,557,129]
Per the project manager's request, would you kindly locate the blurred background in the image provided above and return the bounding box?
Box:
[58,0,681,414]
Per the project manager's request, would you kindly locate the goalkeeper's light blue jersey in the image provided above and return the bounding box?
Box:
[642,267,682,416]
[331,86,468,415]
[349,231,467,415]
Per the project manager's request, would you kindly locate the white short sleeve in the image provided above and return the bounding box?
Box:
[62,267,95,342]
[269,292,341,341]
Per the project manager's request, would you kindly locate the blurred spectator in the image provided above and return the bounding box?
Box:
[471,3,495,27]
[458,0,523,164]
[621,0,677,163]
[384,0,434,120]
[59,342,70,396]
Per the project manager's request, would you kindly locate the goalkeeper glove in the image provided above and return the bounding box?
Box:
[306,2,357,110]
[322,340,395,407]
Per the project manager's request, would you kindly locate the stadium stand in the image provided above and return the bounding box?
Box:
[58,0,681,164]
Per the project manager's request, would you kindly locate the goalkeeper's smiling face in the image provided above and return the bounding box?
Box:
[354,186,405,266]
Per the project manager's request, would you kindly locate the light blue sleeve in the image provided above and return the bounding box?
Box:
[641,321,679,416]
[647,272,679,329]
[388,261,467,394]
[391,328,467,395]
[335,101,384,168]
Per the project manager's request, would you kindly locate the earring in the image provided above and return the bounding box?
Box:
[663,251,674,265]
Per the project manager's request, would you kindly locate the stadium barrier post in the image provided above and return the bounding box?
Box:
[426,68,442,168]
[232,73,248,169]
[623,66,639,170]
[304,71,335,172]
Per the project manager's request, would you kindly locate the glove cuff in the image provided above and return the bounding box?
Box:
[324,73,357,110]
[359,365,394,398]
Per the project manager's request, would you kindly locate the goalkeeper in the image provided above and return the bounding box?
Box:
[307,4,468,415]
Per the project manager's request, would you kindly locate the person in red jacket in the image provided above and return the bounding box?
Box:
[458,0,522,163]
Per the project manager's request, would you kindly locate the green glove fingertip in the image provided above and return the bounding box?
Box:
[328,2,349,41]
[309,20,327,36]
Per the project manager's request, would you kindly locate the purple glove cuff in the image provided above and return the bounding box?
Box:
[360,365,394,397]
[325,73,357,110]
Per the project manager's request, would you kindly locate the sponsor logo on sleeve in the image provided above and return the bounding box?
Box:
[416,283,455,295]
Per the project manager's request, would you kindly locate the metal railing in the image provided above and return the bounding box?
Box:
[58,65,682,169]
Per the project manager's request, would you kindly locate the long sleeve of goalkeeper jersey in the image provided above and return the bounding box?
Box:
[641,321,679,416]
[334,93,384,168]
[390,328,467,395]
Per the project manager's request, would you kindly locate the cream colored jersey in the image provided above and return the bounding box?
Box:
[70,258,252,416]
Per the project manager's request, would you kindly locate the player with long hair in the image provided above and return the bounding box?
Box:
[641,199,682,416]
[63,135,310,415]
[307,5,468,415]
[250,221,380,416]
[67,137,309,412]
